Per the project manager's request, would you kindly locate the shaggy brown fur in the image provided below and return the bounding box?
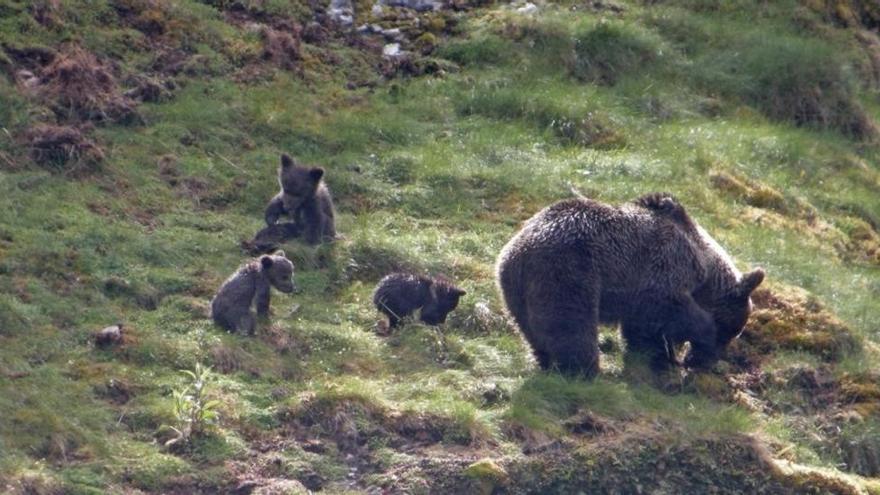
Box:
[264,153,337,245]
[496,193,764,377]
[373,273,466,328]
[211,252,296,335]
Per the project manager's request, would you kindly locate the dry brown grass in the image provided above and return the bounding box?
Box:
[22,124,105,175]
[38,45,139,124]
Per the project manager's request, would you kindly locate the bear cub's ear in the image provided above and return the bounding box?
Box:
[737,268,765,297]
[309,167,324,182]
[454,288,466,297]
[281,154,295,168]
[273,250,286,259]
[260,255,274,269]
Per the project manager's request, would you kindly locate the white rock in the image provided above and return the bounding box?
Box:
[516,2,538,14]
[383,28,402,41]
[329,0,355,26]
[383,43,401,57]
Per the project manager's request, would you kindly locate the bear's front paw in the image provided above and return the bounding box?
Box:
[683,351,717,371]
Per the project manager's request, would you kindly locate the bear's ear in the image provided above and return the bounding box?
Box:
[454,289,466,297]
[274,250,286,259]
[309,167,324,182]
[260,255,274,270]
[737,268,765,297]
[281,154,295,168]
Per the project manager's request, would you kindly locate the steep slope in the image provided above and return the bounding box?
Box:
[1,0,879,493]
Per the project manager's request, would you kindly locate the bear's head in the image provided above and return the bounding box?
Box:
[709,268,764,348]
[421,278,466,325]
[278,153,324,210]
[260,250,296,294]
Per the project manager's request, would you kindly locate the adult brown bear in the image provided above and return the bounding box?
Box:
[496,193,764,377]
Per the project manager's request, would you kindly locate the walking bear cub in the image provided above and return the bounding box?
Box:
[264,153,336,245]
[496,193,764,377]
[211,251,296,335]
[373,273,466,329]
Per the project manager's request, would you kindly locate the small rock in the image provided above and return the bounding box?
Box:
[302,21,330,44]
[298,470,325,491]
[383,28,403,42]
[301,438,325,453]
[15,69,40,90]
[234,480,259,495]
[383,43,401,57]
[253,478,308,495]
[380,0,440,12]
[516,2,538,14]
[328,0,354,27]
[464,459,508,495]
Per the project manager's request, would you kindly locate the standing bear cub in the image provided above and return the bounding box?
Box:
[211,251,296,335]
[496,193,764,377]
[373,273,466,329]
[264,153,337,245]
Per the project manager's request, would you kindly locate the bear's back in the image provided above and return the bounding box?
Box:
[500,197,707,293]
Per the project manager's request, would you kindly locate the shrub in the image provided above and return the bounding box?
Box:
[457,85,625,148]
[570,22,662,85]
[437,36,511,66]
[21,124,105,175]
[695,32,878,138]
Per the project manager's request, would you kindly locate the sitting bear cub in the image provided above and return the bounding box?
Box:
[264,153,336,245]
[373,273,466,329]
[211,251,296,335]
[496,193,764,377]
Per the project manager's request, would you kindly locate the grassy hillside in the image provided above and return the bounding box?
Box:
[1,0,879,493]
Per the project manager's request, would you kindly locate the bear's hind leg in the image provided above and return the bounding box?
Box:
[238,313,256,336]
[525,272,600,378]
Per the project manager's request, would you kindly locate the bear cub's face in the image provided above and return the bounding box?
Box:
[278,154,324,211]
[261,251,296,293]
[421,282,466,325]
[709,268,765,349]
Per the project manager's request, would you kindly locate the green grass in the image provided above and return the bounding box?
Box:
[1,0,879,492]
[507,373,753,438]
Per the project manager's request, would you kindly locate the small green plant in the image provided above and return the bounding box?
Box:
[164,363,220,448]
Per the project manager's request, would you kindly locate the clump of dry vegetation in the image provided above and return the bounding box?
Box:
[21,124,105,174]
[37,45,140,124]
[261,25,303,71]
[736,287,860,364]
[710,171,788,213]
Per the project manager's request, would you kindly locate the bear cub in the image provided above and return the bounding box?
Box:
[373,273,466,329]
[211,251,296,335]
[264,153,336,245]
